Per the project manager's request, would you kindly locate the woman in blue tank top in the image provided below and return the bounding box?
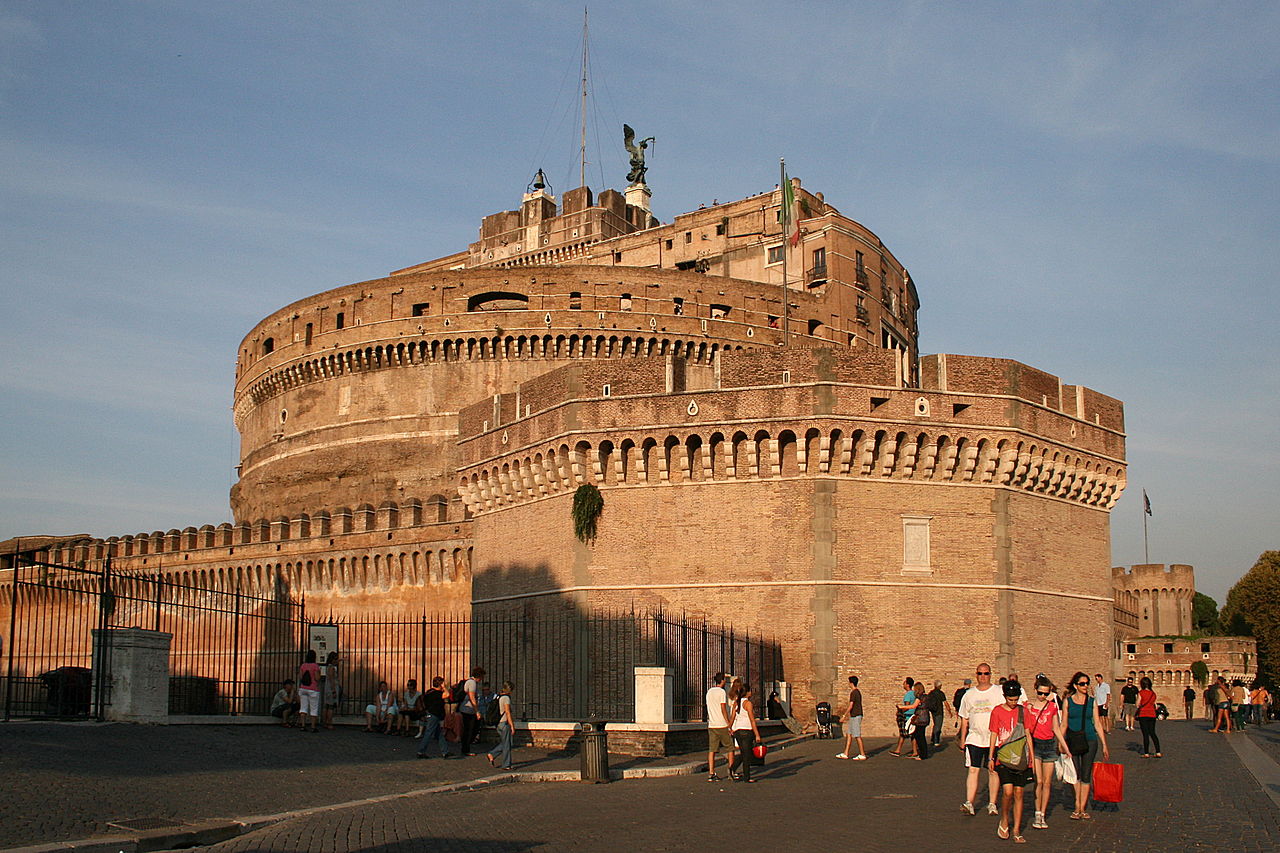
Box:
[1059,670,1110,821]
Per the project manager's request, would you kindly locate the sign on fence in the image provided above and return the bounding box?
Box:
[309,624,339,660]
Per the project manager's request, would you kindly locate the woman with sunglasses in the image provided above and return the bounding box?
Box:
[1027,676,1069,829]
[1059,670,1110,820]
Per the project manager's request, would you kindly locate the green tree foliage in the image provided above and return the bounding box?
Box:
[1193,592,1223,634]
[1190,659,1209,686]
[1223,551,1280,686]
[571,483,604,544]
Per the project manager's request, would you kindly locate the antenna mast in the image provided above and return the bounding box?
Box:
[580,9,589,188]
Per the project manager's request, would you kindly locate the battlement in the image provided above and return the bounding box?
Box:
[455,348,1126,516]
[1112,564,1196,585]
[1,496,469,574]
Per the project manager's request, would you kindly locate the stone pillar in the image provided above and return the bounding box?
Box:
[634,666,674,726]
[91,627,172,724]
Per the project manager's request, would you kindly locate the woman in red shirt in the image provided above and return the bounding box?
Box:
[1136,676,1161,757]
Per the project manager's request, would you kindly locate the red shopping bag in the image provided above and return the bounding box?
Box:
[1092,762,1124,803]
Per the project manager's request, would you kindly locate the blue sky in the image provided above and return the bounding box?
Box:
[1,2,1276,602]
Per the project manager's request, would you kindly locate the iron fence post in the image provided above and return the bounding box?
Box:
[92,555,113,722]
[153,572,162,632]
[5,551,21,722]
[231,584,242,715]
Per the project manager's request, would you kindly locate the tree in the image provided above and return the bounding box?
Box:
[1223,551,1280,687]
[1190,659,1209,686]
[1192,592,1224,634]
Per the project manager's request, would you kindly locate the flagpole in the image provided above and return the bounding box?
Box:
[1142,488,1150,563]
[780,158,789,346]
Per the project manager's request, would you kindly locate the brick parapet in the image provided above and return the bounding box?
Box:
[455,350,1126,516]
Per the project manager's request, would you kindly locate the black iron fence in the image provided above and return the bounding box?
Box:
[2,555,304,720]
[3,556,783,724]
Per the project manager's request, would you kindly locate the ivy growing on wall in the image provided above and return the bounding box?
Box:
[572,483,604,544]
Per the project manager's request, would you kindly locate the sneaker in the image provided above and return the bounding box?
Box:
[987,803,999,816]
[961,802,976,816]
[853,754,867,760]
[707,774,721,782]
[835,752,849,759]
[1032,813,1047,829]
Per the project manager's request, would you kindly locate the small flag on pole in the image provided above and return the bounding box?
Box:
[780,166,801,247]
[1143,489,1152,516]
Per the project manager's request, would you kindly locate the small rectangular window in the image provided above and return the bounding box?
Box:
[672,297,684,315]
[620,294,632,311]
[1126,644,1137,654]
[261,337,274,355]
[304,323,313,345]
[336,312,345,330]
[1163,643,1174,653]
[766,245,784,264]
[613,252,622,263]
[715,221,726,236]
[684,232,692,244]
[1201,643,1211,653]
[664,239,673,250]
[812,247,826,268]
[710,304,729,319]
[412,302,429,317]
[602,384,611,397]
[569,292,582,310]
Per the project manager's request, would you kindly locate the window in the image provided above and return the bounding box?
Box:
[1164,643,1174,653]
[808,319,823,336]
[620,293,633,311]
[1126,644,1137,654]
[767,315,779,328]
[261,337,274,355]
[664,239,673,250]
[1201,643,1211,653]
[613,252,622,263]
[710,304,730,319]
[412,302,430,317]
[766,245,784,264]
[715,221,726,236]
[684,232,692,244]
[812,247,826,270]
[673,298,684,315]
[336,312,345,330]
[569,292,582,310]
[304,323,313,345]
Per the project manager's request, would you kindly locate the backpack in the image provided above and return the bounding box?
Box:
[484,696,503,726]
[994,706,1030,771]
[449,680,468,705]
[300,668,313,688]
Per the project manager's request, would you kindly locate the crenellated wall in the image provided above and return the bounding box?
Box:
[1113,564,1195,638]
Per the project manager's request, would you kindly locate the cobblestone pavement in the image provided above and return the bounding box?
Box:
[1245,719,1280,766]
[200,720,1278,853]
[0,722,681,848]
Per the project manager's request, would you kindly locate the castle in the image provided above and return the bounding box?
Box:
[4,173,1129,733]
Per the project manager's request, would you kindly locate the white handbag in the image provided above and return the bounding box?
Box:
[1054,752,1078,785]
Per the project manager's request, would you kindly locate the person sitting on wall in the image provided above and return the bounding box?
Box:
[399,679,424,737]
[271,679,299,727]
[365,681,398,733]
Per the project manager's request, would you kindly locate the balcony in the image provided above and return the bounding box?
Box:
[805,264,828,286]
[855,268,869,290]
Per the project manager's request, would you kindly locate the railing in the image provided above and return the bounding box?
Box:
[3,558,783,724]
[805,265,828,285]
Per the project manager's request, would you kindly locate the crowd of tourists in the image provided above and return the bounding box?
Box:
[269,656,518,769]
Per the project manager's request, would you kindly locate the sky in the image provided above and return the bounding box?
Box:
[1,1,1276,602]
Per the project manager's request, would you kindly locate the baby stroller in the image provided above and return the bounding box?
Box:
[815,701,834,738]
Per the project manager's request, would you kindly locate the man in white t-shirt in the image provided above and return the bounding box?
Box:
[705,672,732,782]
[958,662,1005,816]
[1093,673,1112,732]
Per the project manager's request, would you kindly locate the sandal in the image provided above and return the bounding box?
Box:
[1013,835,1026,844]
[1079,812,1092,820]
[997,824,1009,840]
[1069,812,1082,820]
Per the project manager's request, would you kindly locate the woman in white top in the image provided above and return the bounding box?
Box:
[726,680,763,783]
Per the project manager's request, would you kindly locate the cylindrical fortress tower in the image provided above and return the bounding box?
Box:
[231,263,918,521]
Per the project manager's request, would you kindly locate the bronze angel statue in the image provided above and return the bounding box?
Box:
[623,124,655,185]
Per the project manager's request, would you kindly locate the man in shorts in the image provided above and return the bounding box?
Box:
[1119,677,1139,731]
[705,672,732,781]
[837,675,866,760]
[1093,673,1112,732]
[958,662,1003,816]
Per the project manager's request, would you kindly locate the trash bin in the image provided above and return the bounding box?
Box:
[40,667,92,716]
[579,719,610,783]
